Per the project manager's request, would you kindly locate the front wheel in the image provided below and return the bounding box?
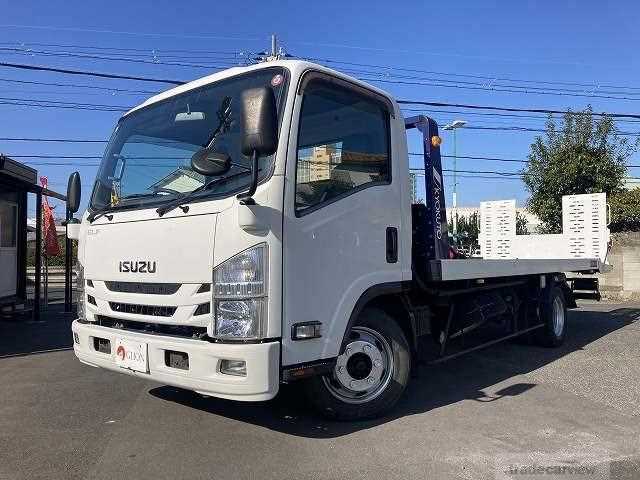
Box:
[304,308,411,420]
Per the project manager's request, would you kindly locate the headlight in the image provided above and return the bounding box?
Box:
[213,244,267,340]
[75,263,85,321]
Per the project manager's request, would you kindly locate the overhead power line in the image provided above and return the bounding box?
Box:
[363,76,640,102]
[437,154,525,164]
[9,45,634,100]
[0,42,254,64]
[0,62,186,85]
[0,47,241,70]
[305,56,640,92]
[0,97,129,109]
[398,99,640,120]
[0,24,265,42]
[0,100,124,111]
[401,106,640,125]
[0,77,158,94]
[0,78,159,96]
[442,169,521,176]
[0,41,249,57]
[0,137,105,143]
[8,155,103,159]
[2,59,640,122]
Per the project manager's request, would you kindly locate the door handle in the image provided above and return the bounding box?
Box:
[386,227,398,263]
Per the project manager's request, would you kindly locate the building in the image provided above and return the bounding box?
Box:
[623,177,640,190]
[0,157,35,305]
[297,145,340,183]
[297,144,388,186]
[0,155,70,318]
[409,173,418,203]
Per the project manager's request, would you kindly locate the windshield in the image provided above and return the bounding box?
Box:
[89,67,288,211]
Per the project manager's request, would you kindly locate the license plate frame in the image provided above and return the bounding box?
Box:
[114,338,149,373]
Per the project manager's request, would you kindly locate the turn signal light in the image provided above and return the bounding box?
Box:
[292,322,322,341]
[431,135,442,147]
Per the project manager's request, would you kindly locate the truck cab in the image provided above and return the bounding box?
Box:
[70,60,414,415]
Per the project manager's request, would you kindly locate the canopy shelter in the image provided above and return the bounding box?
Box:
[0,155,71,319]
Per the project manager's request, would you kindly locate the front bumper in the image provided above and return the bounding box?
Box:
[72,320,280,402]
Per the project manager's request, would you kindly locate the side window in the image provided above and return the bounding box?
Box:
[295,79,390,214]
[0,203,17,248]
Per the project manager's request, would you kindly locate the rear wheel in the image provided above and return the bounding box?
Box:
[535,286,567,347]
[304,308,411,420]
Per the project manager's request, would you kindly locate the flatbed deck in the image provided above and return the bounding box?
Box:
[428,258,608,282]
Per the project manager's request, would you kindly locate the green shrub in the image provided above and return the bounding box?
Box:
[609,189,640,232]
[27,236,77,267]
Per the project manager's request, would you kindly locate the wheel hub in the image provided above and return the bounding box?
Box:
[346,352,373,380]
[334,339,385,392]
[323,326,394,403]
[552,296,565,336]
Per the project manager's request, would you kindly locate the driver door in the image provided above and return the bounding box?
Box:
[281,74,404,367]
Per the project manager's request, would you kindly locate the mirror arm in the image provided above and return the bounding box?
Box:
[237,150,259,205]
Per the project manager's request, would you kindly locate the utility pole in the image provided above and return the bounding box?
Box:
[443,120,467,239]
[258,33,288,62]
[264,34,283,61]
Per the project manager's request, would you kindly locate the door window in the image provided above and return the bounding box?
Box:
[0,203,17,248]
[295,78,390,214]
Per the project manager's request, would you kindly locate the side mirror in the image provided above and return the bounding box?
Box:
[191,149,231,176]
[240,87,277,157]
[67,172,81,214]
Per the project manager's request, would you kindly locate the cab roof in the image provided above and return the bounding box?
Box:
[124,59,396,117]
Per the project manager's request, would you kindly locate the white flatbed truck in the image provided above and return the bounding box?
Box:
[66,59,609,420]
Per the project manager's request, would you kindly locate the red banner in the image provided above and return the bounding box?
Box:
[40,176,61,257]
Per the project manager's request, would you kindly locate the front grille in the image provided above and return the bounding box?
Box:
[96,316,207,339]
[104,282,181,295]
[109,302,176,317]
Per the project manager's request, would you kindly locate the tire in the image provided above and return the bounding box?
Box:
[535,286,567,347]
[304,308,411,421]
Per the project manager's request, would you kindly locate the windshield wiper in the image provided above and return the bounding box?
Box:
[87,206,115,223]
[88,192,170,222]
[156,170,252,216]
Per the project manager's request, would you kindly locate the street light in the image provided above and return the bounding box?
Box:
[443,119,467,239]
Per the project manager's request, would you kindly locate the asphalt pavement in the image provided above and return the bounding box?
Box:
[1,302,639,479]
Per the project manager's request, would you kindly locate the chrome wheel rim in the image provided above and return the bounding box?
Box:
[323,326,394,404]
[552,296,565,337]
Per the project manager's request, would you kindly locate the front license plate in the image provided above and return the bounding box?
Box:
[114,339,148,373]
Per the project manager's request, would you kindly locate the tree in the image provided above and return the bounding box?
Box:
[609,188,640,232]
[449,212,480,248]
[516,212,529,235]
[522,106,637,233]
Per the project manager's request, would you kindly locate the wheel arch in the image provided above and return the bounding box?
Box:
[341,282,417,357]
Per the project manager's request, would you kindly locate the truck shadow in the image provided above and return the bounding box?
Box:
[149,305,640,438]
[0,303,74,358]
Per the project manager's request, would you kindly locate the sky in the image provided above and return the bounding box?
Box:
[1,0,639,217]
